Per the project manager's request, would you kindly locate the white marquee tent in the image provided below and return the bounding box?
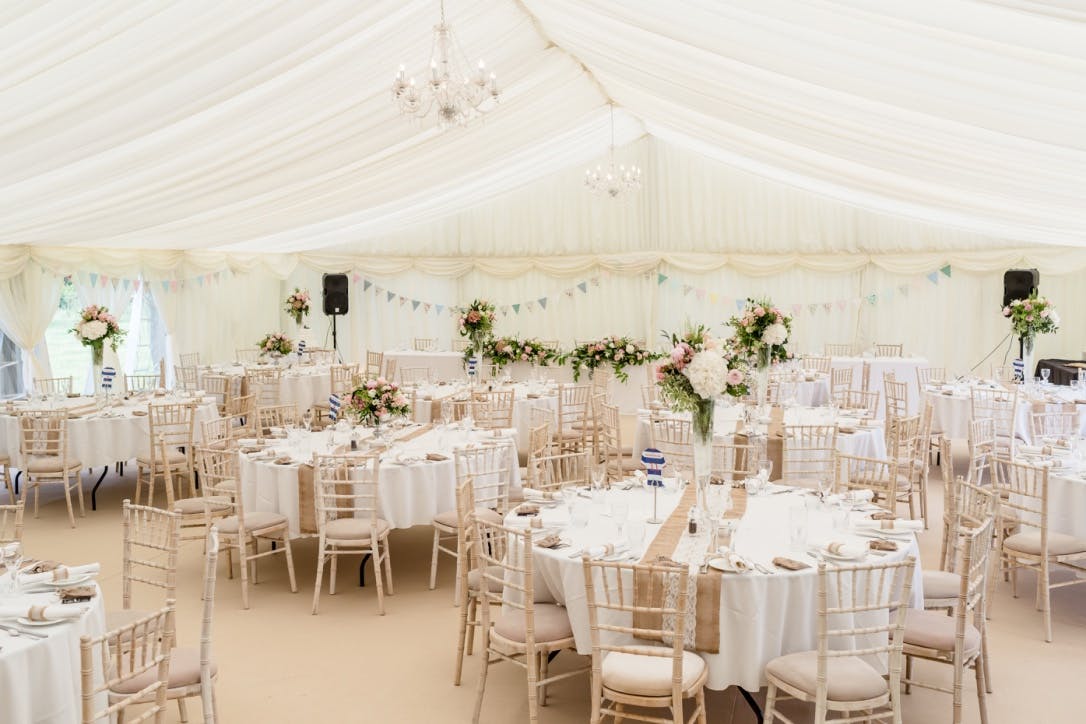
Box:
[2,0,1085,381]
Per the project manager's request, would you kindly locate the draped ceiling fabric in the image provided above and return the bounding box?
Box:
[0,1,1084,371]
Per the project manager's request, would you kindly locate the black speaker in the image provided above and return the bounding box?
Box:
[322,273,349,315]
[1003,269,1039,308]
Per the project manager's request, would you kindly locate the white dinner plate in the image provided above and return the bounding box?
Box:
[821,548,866,561]
[707,556,745,573]
[16,617,67,627]
[38,574,95,588]
[852,529,913,541]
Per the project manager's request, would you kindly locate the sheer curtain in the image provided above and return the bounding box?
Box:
[0,264,62,389]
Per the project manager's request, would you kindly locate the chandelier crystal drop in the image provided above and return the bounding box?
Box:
[391,0,500,128]
[585,103,641,198]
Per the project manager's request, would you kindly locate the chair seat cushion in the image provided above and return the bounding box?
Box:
[172,497,232,515]
[136,449,188,467]
[112,646,218,695]
[432,507,501,529]
[601,647,706,697]
[467,565,504,593]
[323,517,390,541]
[1003,530,1086,557]
[492,603,573,644]
[904,609,981,657]
[765,651,888,702]
[25,455,80,473]
[922,570,961,601]
[213,511,287,534]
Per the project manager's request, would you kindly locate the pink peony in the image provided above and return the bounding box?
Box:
[1040,309,1049,318]
[670,345,685,363]
[1024,302,1033,311]
[754,306,765,317]
[655,368,665,381]
[726,369,744,385]
[1027,315,1034,322]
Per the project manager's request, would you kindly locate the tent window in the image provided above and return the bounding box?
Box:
[0,332,23,399]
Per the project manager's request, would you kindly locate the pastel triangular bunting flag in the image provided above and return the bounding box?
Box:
[927,271,939,284]
[578,281,588,293]
[387,291,395,302]
[538,297,548,309]
[411,300,420,311]
[512,304,520,314]
[940,264,952,278]
[363,280,373,291]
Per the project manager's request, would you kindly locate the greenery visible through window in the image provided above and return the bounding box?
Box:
[0,332,22,399]
[44,277,162,387]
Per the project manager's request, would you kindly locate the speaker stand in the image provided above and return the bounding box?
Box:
[330,313,341,363]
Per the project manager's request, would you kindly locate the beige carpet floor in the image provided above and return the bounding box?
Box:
[15,441,1086,723]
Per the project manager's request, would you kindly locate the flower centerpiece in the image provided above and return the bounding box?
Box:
[284,288,310,326]
[727,298,793,405]
[562,336,659,383]
[71,304,126,366]
[71,304,126,392]
[258,332,294,358]
[655,325,747,511]
[484,337,557,369]
[1003,292,1059,379]
[347,378,411,432]
[457,299,497,373]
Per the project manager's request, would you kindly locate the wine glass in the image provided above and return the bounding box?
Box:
[611,499,629,536]
[2,541,23,594]
[591,461,607,491]
[817,475,834,503]
[303,408,314,433]
[1041,368,1051,385]
[756,458,773,481]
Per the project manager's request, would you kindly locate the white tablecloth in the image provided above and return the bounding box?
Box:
[0,577,107,724]
[238,425,522,537]
[773,375,831,407]
[518,486,923,691]
[0,396,220,469]
[831,356,928,418]
[633,405,887,463]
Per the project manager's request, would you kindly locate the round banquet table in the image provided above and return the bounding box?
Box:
[200,363,332,414]
[384,350,466,383]
[410,381,560,456]
[925,381,1086,443]
[0,395,220,470]
[0,575,107,724]
[1024,451,1086,539]
[830,356,928,418]
[772,374,831,407]
[512,485,924,691]
[238,424,522,538]
[633,405,887,463]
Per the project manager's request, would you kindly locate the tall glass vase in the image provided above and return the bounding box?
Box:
[754,346,772,408]
[91,345,104,398]
[692,397,715,519]
[1021,336,1035,383]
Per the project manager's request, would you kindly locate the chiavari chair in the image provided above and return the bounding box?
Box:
[235,349,260,364]
[106,500,179,638]
[835,389,879,416]
[413,337,436,351]
[528,450,590,493]
[970,387,1018,459]
[554,384,591,452]
[124,373,161,394]
[874,343,904,357]
[365,351,384,377]
[34,376,73,395]
[830,366,852,399]
[17,409,84,526]
[917,366,948,388]
[823,343,856,357]
[0,500,25,545]
[162,437,231,545]
[134,401,197,508]
[179,352,201,367]
[471,389,515,430]
[649,415,693,477]
[400,366,432,385]
[802,355,832,374]
[598,401,637,481]
[781,424,838,489]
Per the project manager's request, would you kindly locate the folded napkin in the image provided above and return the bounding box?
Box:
[20,563,100,586]
[844,489,874,503]
[824,541,866,558]
[0,603,86,622]
[868,539,898,552]
[854,518,924,532]
[868,511,897,521]
[425,452,448,462]
[514,504,540,517]
[273,456,294,465]
[526,393,540,399]
[1018,444,1050,456]
[59,585,97,603]
[772,556,810,571]
[713,548,751,572]
[522,489,559,502]
[20,560,60,575]
[131,409,147,416]
[941,389,955,396]
[1040,437,1071,449]
[584,543,629,559]
[534,535,564,549]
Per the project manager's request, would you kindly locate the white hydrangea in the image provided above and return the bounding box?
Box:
[762,322,788,346]
[683,350,727,399]
[80,319,108,341]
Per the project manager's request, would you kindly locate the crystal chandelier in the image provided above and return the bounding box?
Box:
[585,103,642,198]
[391,0,500,128]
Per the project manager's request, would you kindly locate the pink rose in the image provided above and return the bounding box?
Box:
[670,346,685,362]
[1002,306,1011,316]
[727,369,744,385]
[1027,315,1033,322]
[655,368,665,381]
[1040,309,1049,318]
[1024,302,1032,311]
[754,307,765,317]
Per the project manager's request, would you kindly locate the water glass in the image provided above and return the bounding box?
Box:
[1,541,23,594]
[756,458,773,481]
[832,503,850,530]
[625,520,646,553]
[611,500,630,535]
[570,500,590,529]
[561,485,577,511]
[788,502,808,551]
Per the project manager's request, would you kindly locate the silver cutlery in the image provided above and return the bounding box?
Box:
[0,624,45,640]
